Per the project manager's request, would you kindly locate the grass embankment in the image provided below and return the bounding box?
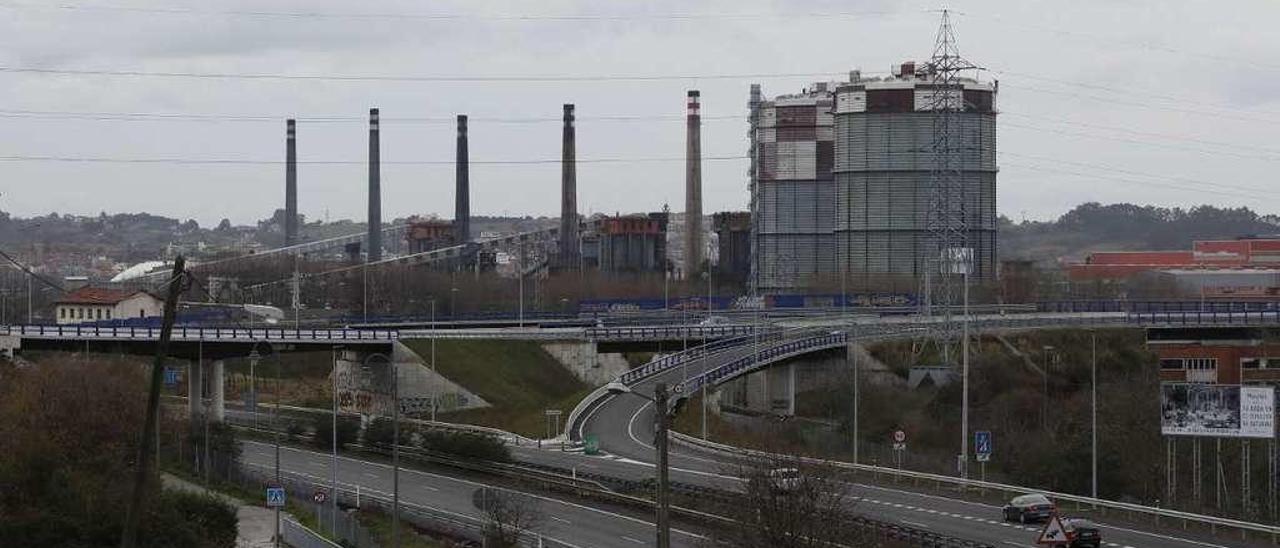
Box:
[401,339,589,439]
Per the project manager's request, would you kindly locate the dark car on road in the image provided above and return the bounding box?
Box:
[1062,518,1102,548]
[1002,493,1056,523]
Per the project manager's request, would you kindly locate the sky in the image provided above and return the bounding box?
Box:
[0,0,1277,227]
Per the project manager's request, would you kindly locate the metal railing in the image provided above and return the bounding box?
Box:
[0,324,399,342]
[671,430,1280,540]
[586,323,765,342]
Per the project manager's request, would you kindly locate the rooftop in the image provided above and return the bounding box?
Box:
[55,287,153,305]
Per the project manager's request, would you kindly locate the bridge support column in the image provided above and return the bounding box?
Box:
[764,363,796,417]
[210,360,225,422]
[188,359,203,420]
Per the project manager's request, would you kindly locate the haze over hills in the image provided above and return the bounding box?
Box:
[1000,203,1280,264]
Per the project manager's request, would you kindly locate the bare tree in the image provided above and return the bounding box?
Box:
[472,487,544,548]
[720,450,868,548]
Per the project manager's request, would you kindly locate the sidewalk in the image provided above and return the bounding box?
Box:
[161,473,277,548]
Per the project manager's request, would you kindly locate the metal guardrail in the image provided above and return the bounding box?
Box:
[1127,310,1280,326]
[585,323,765,342]
[671,430,1280,540]
[0,324,399,343]
[398,327,587,341]
[673,331,847,397]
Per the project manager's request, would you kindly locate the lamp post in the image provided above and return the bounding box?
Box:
[450,286,458,319]
[363,353,399,548]
[429,299,437,422]
[1041,345,1055,430]
[606,381,671,548]
[248,348,261,429]
[1091,331,1098,500]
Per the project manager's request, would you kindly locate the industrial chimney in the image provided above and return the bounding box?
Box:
[285,119,298,247]
[684,90,703,278]
[455,115,470,244]
[367,108,382,262]
[559,104,578,269]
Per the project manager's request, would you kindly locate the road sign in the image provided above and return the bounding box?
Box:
[892,442,906,451]
[1036,515,1069,545]
[544,409,562,417]
[975,430,992,462]
[313,489,327,504]
[583,434,600,456]
[893,430,906,443]
[163,367,179,387]
[266,487,286,508]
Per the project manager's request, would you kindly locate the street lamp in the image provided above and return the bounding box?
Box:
[606,381,672,548]
[429,298,437,422]
[248,348,261,429]
[362,352,399,548]
[1041,345,1055,430]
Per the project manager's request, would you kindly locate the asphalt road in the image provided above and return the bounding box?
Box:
[578,341,1257,548]
[239,440,708,548]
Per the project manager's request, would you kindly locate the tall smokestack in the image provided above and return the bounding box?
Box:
[367,108,382,262]
[685,90,703,278]
[559,104,578,269]
[285,119,298,246]
[455,115,470,244]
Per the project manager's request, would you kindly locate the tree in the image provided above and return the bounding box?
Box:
[363,416,395,448]
[719,450,867,548]
[312,415,360,450]
[472,487,543,548]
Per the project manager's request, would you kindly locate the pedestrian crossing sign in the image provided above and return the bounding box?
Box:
[266,487,286,508]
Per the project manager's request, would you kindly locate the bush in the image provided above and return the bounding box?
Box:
[313,415,360,450]
[420,430,511,463]
[141,489,239,548]
[363,417,396,448]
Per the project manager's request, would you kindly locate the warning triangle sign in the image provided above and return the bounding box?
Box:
[1036,515,1069,545]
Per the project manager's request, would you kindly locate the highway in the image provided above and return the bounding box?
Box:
[578,339,1256,548]
[239,440,709,547]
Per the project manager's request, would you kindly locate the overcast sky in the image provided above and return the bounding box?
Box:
[1,0,1277,226]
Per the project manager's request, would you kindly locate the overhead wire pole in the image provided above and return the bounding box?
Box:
[923,9,980,480]
[120,256,186,548]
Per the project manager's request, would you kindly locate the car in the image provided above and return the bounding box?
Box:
[699,315,728,326]
[761,467,801,493]
[1002,493,1056,523]
[1062,518,1102,548]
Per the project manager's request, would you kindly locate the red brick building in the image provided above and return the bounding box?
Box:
[1150,327,1280,385]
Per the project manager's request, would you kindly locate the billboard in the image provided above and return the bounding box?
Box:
[1160,383,1275,438]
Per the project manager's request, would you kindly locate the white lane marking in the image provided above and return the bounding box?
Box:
[1095,522,1231,548]
[310,462,326,467]
[901,519,930,529]
[1001,542,1034,548]
[621,535,646,544]
[550,516,571,524]
[623,399,720,466]
[243,441,707,540]
[363,472,378,479]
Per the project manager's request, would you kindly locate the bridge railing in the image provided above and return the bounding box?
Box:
[673,331,847,397]
[1127,309,1280,326]
[671,430,1280,541]
[0,324,399,342]
[586,323,763,343]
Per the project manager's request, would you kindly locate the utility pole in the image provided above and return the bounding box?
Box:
[430,299,437,422]
[1091,331,1099,500]
[654,382,672,548]
[120,257,185,548]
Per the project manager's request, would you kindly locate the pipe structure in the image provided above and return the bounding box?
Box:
[684,90,703,278]
[559,104,578,269]
[367,108,382,263]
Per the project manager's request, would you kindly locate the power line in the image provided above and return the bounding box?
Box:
[1001,112,1280,157]
[998,151,1272,195]
[1001,120,1280,163]
[0,109,742,124]
[1000,83,1280,126]
[0,154,749,165]
[1000,161,1260,201]
[0,2,898,21]
[0,65,861,83]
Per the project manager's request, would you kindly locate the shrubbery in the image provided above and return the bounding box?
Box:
[313,415,361,450]
[420,430,511,463]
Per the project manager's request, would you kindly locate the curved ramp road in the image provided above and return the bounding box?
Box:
[239,440,706,548]
[579,341,1253,548]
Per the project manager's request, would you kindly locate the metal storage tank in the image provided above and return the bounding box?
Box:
[750,84,837,293]
[832,67,997,284]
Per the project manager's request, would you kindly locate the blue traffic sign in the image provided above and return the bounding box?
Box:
[163,367,179,387]
[266,487,286,508]
[975,430,993,460]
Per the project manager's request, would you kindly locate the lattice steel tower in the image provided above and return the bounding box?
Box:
[923,10,979,363]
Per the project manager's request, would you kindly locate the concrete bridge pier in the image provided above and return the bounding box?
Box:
[765,362,796,416]
[210,360,225,422]
[188,359,203,420]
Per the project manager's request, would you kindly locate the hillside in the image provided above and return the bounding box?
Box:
[1000,203,1280,263]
